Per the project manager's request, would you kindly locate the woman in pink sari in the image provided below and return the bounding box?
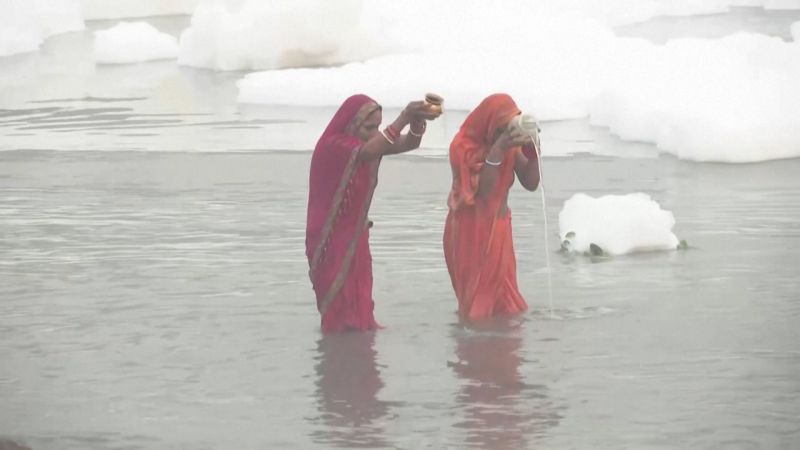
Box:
[306,94,440,333]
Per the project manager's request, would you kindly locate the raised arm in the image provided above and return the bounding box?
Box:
[513,142,540,191]
[358,101,441,161]
[476,127,530,199]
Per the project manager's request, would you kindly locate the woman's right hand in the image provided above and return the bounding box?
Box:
[484,127,530,165]
[492,127,530,153]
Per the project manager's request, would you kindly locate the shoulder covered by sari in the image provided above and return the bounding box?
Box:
[447,93,521,212]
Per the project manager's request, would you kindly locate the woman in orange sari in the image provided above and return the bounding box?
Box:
[307,94,440,333]
[443,94,541,322]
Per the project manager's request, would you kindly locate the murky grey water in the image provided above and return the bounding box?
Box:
[1,9,799,450]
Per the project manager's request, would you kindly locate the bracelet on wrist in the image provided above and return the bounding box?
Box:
[380,129,396,145]
[384,125,400,143]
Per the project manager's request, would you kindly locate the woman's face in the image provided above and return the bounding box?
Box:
[356,110,382,142]
[492,125,507,144]
[490,113,520,144]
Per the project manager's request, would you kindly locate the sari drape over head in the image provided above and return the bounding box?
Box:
[443,94,528,321]
[306,94,382,333]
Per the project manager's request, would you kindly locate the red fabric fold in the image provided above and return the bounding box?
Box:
[444,94,528,321]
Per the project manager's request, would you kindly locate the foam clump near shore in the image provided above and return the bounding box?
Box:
[558,193,681,256]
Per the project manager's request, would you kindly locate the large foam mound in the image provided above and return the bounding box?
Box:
[179,0,800,74]
[178,0,382,71]
[237,18,800,163]
[590,33,800,162]
[559,193,680,256]
[93,22,179,64]
[236,8,617,119]
[1,0,84,57]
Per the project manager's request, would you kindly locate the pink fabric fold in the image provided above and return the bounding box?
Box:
[306,94,381,333]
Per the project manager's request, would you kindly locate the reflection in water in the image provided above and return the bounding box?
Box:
[0,439,31,450]
[310,332,392,449]
[451,319,561,449]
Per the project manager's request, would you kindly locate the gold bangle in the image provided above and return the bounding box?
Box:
[380,129,395,145]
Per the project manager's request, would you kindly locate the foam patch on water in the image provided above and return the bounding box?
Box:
[0,0,84,57]
[558,193,680,256]
[94,22,179,64]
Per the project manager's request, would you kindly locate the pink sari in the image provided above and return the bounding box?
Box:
[306,94,382,333]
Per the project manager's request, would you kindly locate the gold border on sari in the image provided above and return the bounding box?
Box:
[317,159,381,316]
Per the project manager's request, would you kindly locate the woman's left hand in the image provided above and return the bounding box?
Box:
[403,101,442,123]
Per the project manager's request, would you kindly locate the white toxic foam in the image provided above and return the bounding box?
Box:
[236,12,800,163]
[94,22,179,64]
[589,33,800,162]
[559,193,681,256]
[1,0,84,57]
[178,0,382,71]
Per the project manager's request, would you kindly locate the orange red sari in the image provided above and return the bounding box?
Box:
[443,94,528,321]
